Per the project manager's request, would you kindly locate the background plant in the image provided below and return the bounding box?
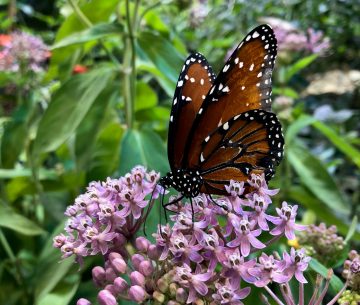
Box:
[0,0,359,304]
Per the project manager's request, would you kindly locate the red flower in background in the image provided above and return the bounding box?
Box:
[73,64,88,74]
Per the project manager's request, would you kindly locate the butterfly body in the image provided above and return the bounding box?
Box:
[160,24,284,197]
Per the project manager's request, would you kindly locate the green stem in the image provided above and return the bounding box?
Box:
[123,0,140,129]
[67,0,121,68]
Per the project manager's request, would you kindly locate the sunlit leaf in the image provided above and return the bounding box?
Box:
[287,143,349,216]
[135,82,158,112]
[284,54,318,82]
[33,68,114,155]
[309,259,344,295]
[0,205,45,235]
[51,22,122,49]
[119,129,169,176]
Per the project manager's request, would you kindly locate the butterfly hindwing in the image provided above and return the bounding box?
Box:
[198,110,284,194]
[168,52,216,170]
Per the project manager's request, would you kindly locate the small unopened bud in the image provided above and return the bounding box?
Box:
[92,266,106,287]
[104,284,118,296]
[131,254,145,270]
[97,289,117,305]
[114,277,129,293]
[167,302,180,305]
[148,244,160,260]
[110,258,127,274]
[128,285,147,303]
[135,237,150,252]
[105,268,117,282]
[194,299,204,305]
[77,298,92,305]
[176,287,188,303]
[130,271,145,287]
[157,278,168,293]
[139,260,154,277]
[153,291,165,303]
[169,283,177,297]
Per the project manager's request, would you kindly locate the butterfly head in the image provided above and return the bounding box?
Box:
[159,169,203,198]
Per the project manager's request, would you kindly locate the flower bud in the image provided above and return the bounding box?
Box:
[135,237,150,252]
[131,254,145,270]
[110,257,127,274]
[176,287,188,303]
[97,289,117,305]
[104,284,118,296]
[113,277,129,293]
[157,277,168,293]
[130,271,146,287]
[167,301,180,305]
[169,283,177,297]
[194,300,205,305]
[105,267,117,282]
[148,244,160,260]
[92,266,106,287]
[53,234,67,248]
[153,291,165,303]
[128,285,147,303]
[77,298,92,305]
[139,260,154,277]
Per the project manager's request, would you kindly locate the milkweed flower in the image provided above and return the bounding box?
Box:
[0,31,50,72]
[54,167,309,304]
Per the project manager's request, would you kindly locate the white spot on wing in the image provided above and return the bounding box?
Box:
[249,63,254,71]
[252,31,260,38]
[223,122,229,130]
[223,64,230,72]
[177,80,183,87]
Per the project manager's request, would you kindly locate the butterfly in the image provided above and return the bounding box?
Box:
[159,24,284,200]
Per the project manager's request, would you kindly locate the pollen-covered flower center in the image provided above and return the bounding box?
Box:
[282,205,292,218]
[240,219,250,232]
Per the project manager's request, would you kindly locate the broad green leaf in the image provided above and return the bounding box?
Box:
[47,0,118,79]
[285,115,316,144]
[312,120,360,168]
[33,68,114,155]
[36,276,80,305]
[273,86,299,99]
[87,122,124,181]
[309,259,344,295]
[137,31,184,84]
[288,186,360,240]
[287,144,349,215]
[34,222,76,302]
[0,168,57,179]
[284,54,318,82]
[51,22,122,49]
[0,205,45,235]
[119,129,169,175]
[344,216,358,243]
[75,86,119,170]
[137,60,174,96]
[135,82,158,112]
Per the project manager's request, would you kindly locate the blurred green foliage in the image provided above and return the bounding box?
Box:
[0,0,359,304]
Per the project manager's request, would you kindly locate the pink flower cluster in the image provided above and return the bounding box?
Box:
[54,167,310,305]
[260,17,330,55]
[0,31,50,72]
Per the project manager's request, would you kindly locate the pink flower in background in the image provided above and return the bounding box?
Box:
[0,31,50,72]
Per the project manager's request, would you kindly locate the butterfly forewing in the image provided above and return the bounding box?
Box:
[168,52,216,170]
[184,24,278,170]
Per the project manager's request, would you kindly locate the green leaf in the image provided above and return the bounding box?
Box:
[284,54,318,82]
[309,258,344,295]
[285,115,316,144]
[51,22,122,49]
[75,86,118,170]
[33,68,114,155]
[312,120,360,168]
[287,144,349,216]
[288,186,360,240]
[137,31,184,84]
[0,205,45,235]
[0,168,57,179]
[36,276,80,305]
[135,82,158,112]
[273,86,299,99]
[87,122,124,181]
[344,216,358,243]
[119,129,169,175]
